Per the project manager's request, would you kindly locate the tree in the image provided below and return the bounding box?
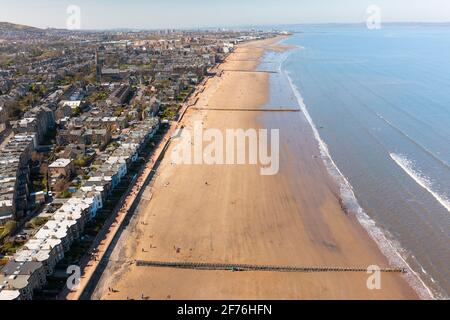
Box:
[60,190,72,199]
[0,221,17,240]
[73,155,89,167]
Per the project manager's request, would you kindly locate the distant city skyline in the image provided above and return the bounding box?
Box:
[1,0,450,30]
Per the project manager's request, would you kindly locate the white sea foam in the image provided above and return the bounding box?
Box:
[390,153,450,214]
[283,65,436,300]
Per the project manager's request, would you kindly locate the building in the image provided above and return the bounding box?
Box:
[106,84,130,106]
[12,105,55,144]
[48,158,74,180]
[0,134,35,221]
[0,115,161,299]
[0,275,33,300]
[0,290,21,300]
[14,237,64,276]
[83,128,111,148]
[0,261,46,300]
[48,158,75,192]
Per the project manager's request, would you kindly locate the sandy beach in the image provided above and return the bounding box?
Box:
[91,36,418,300]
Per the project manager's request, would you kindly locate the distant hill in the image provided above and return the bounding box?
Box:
[0,21,44,33]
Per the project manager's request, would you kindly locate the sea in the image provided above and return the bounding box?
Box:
[260,24,450,299]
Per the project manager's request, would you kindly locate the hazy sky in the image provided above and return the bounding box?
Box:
[1,0,449,29]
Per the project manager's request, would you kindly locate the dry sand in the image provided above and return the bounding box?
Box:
[92,37,418,300]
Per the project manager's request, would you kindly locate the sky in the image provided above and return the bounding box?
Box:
[1,0,449,30]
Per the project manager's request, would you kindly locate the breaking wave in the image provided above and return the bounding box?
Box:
[390,153,450,214]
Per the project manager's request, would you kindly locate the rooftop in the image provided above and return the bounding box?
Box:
[48,158,72,168]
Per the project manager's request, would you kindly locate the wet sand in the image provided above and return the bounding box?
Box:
[92,37,418,300]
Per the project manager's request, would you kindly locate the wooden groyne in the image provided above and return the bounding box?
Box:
[226,59,277,63]
[221,69,278,74]
[135,260,407,274]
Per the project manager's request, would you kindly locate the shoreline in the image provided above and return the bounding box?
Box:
[275,36,435,299]
[92,36,419,300]
[284,70,434,300]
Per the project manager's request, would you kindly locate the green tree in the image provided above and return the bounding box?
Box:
[0,221,17,240]
[60,190,72,199]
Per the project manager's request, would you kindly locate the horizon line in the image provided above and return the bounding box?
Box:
[2,20,450,32]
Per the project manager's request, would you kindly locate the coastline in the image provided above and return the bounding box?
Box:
[91,36,418,300]
[275,36,437,299]
[284,70,434,300]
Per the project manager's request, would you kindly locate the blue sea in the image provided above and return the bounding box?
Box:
[268,24,450,299]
